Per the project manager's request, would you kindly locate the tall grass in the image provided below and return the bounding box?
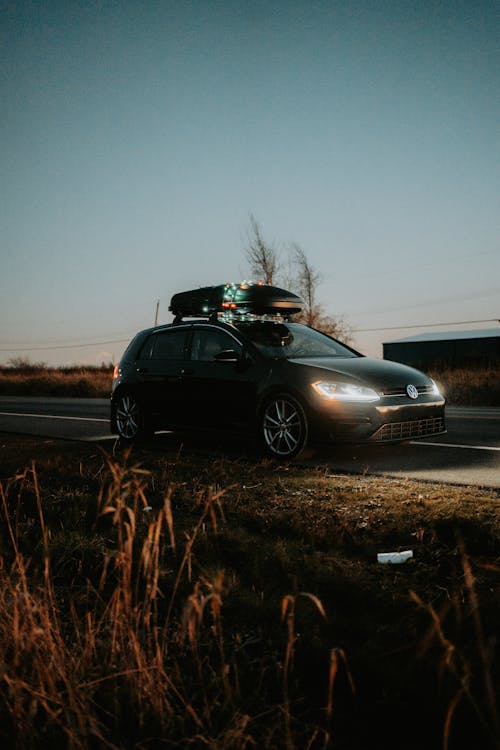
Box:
[0,454,340,749]
[411,540,499,750]
[430,367,500,406]
[0,445,498,748]
[0,362,113,397]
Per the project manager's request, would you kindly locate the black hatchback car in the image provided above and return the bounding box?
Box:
[111,283,445,458]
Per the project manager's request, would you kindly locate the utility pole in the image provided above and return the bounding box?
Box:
[154,300,159,326]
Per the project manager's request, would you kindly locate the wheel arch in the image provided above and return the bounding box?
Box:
[256,384,311,419]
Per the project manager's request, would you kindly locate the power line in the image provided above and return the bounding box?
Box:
[0,318,498,352]
[355,318,499,333]
[346,288,500,318]
[0,338,131,353]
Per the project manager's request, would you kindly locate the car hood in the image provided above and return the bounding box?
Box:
[290,356,431,390]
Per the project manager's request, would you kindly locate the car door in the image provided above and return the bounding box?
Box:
[182,326,258,429]
[134,327,190,427]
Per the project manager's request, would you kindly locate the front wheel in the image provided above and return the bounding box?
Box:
[113,392,151,441]
[260,394,308,459]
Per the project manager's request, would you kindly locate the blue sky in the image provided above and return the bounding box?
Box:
[1,0,499,365]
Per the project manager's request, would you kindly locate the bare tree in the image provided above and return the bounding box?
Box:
[244,218,353,344]
[290,243,320,326]
[290,244,353,342]
[245,215,280,285]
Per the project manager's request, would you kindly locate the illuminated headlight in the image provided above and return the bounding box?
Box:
[430,378,442,396]
[312,381,380,402]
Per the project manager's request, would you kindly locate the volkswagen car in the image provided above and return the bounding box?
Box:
[111,282,445,458]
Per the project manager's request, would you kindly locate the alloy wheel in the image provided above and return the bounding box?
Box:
[115,394,142,439]
[262,396,307,458]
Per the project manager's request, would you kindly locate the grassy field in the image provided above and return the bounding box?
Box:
[0,362,114,398]
[0,433,499,749]
[429,367,500,406]
[1,361,499,405]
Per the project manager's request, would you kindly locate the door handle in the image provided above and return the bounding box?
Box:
[181,368,194,377]
[137,367,149,374]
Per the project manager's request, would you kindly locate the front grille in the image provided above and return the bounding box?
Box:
[371,416,445,442]
[380,384,435,398]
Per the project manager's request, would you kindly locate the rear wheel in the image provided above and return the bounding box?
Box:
[113,393,151,441]
[260,394,308,459]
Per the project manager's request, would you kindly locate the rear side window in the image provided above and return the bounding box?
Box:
[121,333,143,361]
[139,330,189,360]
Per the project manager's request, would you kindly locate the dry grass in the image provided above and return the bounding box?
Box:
[430,367,500,406]
[0,435,499,749]
[1,361,499,404]
[0,363,113,397]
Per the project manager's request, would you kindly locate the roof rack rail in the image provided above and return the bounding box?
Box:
[169,282,303,322]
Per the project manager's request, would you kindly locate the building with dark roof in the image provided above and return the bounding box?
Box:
[383,328,500,369]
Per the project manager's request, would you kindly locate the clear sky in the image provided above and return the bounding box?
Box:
[1,0,499,366]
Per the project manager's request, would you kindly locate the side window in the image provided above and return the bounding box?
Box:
[137,335,155,360]
[191,330,242,362]
[151,330,189,360]
[138,331,188,360]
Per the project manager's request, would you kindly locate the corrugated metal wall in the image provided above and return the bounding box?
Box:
[383,336,500,369]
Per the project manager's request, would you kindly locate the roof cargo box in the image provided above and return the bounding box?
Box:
[169,286,223,317]
[169,283,303,318]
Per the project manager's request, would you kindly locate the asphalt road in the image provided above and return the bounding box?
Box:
[0,396,499,488]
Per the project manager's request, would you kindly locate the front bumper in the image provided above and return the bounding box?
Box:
[310,396,446,444]
[369,414,445,442]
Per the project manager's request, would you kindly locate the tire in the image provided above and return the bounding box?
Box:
[260,393,308,459]
[113,392,151,441]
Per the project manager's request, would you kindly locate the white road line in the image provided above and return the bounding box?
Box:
[411,440,500,452]
[0,412,108,423]
[82,435,116,441]
[447,415,500,421]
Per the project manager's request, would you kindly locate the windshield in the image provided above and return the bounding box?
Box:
[235,321,358,359]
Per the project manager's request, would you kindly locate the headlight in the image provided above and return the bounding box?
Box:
[312,381,380,402]
[430,378,442,396]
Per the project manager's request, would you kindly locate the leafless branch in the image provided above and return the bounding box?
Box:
[245,215,280,285]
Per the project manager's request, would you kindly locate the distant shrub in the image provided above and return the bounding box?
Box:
[0,365,113,397]
[5,356,48,373]
[429,367,500,406]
